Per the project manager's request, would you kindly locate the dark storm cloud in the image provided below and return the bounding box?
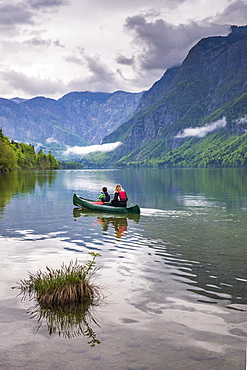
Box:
[124,15,230,71]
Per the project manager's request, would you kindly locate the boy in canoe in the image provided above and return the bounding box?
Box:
[98,187,110,202]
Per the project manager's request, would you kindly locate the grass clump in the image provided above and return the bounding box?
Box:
[15,252,102,308]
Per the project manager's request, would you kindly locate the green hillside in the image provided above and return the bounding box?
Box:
[84,26,247,168]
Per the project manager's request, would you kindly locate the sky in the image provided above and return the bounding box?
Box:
[0,0,246,100]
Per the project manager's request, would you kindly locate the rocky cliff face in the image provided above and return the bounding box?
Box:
[101,25,247,165]
[0,90,142,150]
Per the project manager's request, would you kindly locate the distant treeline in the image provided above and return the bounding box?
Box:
[58,161,84,169]
[0,129,59,171]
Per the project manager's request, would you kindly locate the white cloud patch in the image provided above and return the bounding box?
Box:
[233,115,247,125]
[176,117,227,138]
[46,137,59,144]
[63,142,122,157]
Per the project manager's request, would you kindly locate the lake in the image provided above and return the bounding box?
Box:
[0,168,246,369]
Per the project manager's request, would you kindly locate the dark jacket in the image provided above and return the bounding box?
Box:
[110,191,128,207]
[98,191,110,202]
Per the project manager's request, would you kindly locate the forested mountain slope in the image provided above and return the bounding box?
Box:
[95,25,247,167]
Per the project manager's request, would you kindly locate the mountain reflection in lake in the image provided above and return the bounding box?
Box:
[0,168,246,370]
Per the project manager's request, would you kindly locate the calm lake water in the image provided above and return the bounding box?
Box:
[0,168,246,369]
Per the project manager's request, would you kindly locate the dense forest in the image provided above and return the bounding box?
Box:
[0,129,59,171]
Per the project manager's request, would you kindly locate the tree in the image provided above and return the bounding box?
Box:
[47,151,59,169]
[0,129,60,171]
[0,129,17,171]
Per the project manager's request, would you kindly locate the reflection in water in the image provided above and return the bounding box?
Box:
[16,291,102,345]
[125,167,247,210]
[148,236,247,308]
[97,217,128,239]
[27,302,101,345]
[73,203,246,307]
[0,170,57,217]
[1,168,247,369]
[73,208,140,239]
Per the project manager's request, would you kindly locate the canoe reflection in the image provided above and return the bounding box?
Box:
[73,208,140,239]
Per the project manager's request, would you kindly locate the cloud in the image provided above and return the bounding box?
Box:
[124,15,230,71]
[213,0,247,25]
[65,48,119,92]
[63,142,122,157]
[235,115,247,125]
[0,0,244,99]
[34,142,43,151]
[233,115,247,130]
[24,37,65,47]
[116,55,135,66]
[25,37,52,47]
[81,0,186,11]
[0,0,70,36]
[28,0,70,10]
[176,117,227,138]
[83,53,116,83]
[46,137,59,144]
[0,70,67,96]
[0,3,33,29]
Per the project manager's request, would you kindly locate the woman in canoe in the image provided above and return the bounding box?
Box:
[110,184,128,207]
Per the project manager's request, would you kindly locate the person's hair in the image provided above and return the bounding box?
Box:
[114,184,123,192]
[102,187,107,192]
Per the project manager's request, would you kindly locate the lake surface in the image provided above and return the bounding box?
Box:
[0,168,246,369]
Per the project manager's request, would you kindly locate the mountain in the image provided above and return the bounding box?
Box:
[1,25,246,168]
[0,90,143,156]
[94,25,247,167]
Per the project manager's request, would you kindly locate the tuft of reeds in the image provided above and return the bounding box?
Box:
[14,253,102,308]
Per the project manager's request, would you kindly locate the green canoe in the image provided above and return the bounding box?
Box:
[73,193,140,214]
